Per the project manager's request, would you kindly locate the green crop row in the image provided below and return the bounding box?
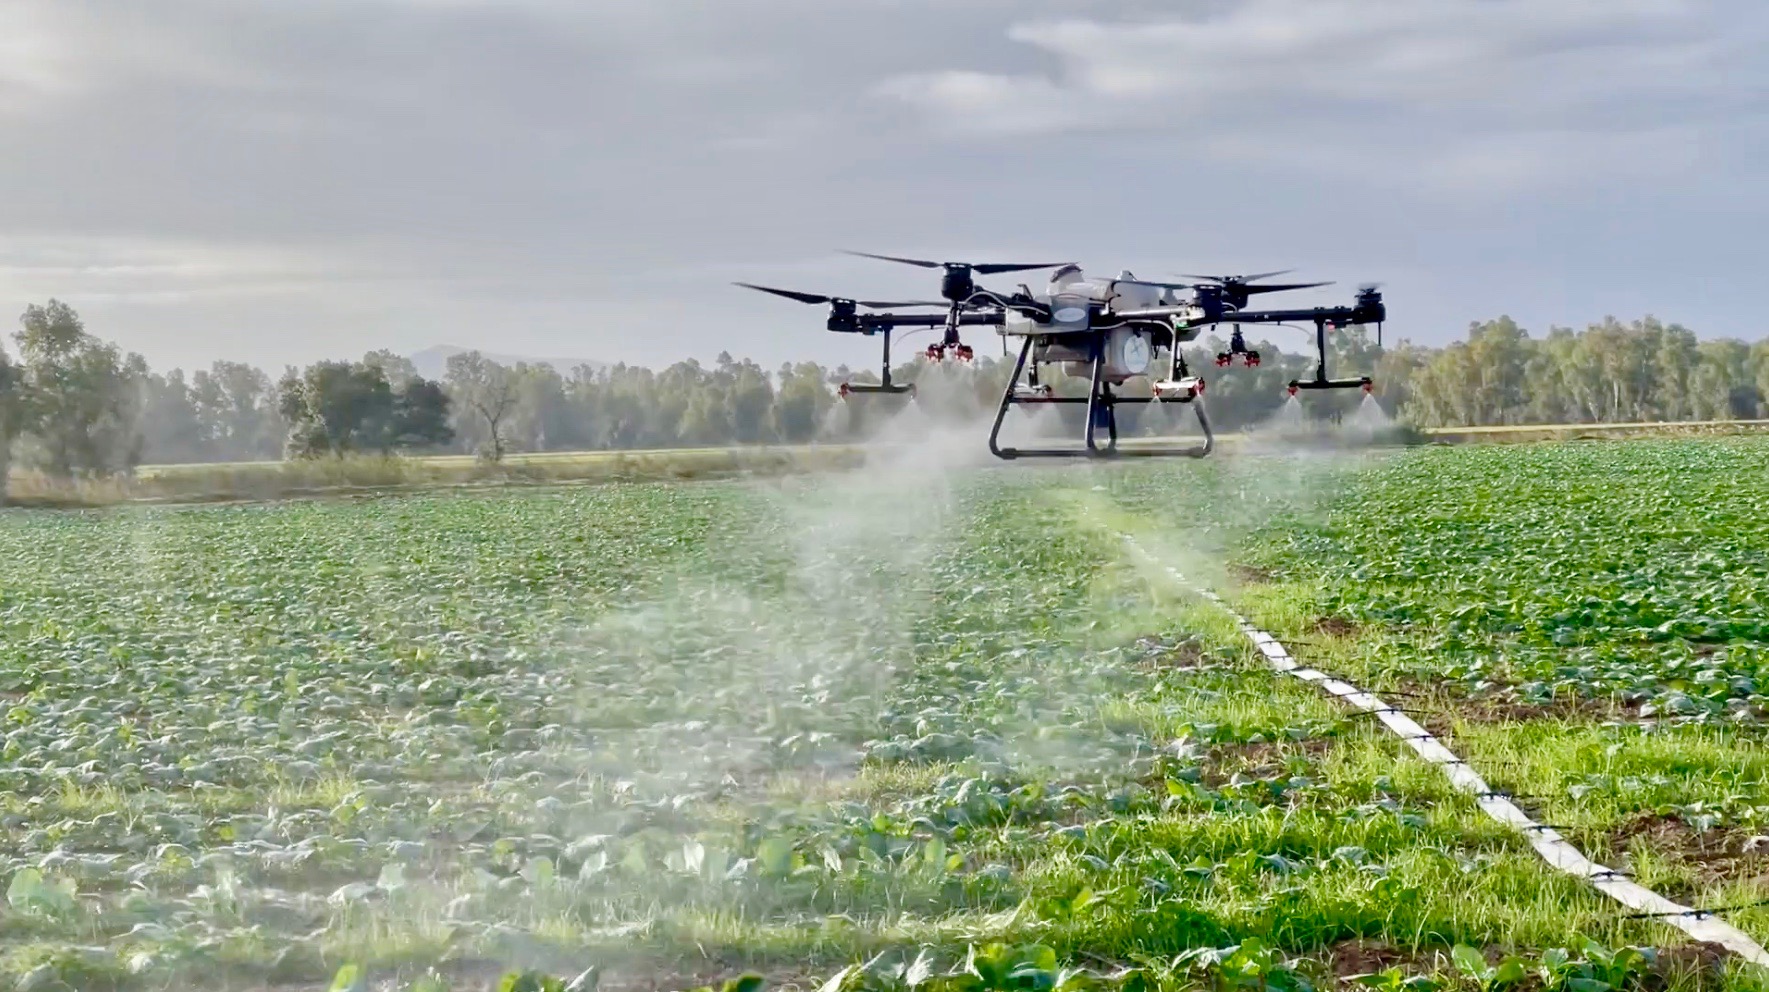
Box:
[0,440,1763,990]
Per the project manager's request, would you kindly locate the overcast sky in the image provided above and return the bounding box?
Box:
[1,0,1765,373]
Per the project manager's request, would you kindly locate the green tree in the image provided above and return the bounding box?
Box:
[445,351,518,460]
[137,369,206,464]
[391,378,455,449]
[278,361,396,457]
[192,360,280,461]
[0,347,26,501]
[13,300,143,476]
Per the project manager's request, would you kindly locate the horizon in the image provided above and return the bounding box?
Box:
[0,303,1735,378]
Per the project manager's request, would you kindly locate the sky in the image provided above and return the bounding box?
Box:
[1,0,1766,374]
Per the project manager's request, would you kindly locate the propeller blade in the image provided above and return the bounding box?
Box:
[1359,282,1386,291]
[1176,269,1297,284]
[859,299,949,309]
[839,250,943,269]
[972,261,1075,275]
[735,282,833,305]
[1242,281,1335,295]
[842,251,1073,275]
[734,283,940,309]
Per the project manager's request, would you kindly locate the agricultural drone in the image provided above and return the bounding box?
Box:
[736,252,1386,459]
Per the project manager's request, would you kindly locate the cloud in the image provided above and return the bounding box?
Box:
[0,0,1762,374]
[875,0,1760,188]
[0,2,272,117]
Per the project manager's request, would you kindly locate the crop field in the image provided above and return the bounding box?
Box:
[2,437,1769,992]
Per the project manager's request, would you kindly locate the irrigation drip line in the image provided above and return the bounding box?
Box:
[1622,897,1769,921]
[1122,537,1769,968]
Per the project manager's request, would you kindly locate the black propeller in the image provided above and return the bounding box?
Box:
[733,282,943,309]
[1178,270,1334,296]
[842,250,1075,304]
[840,251,1071,275]
[1177,268,1297,284]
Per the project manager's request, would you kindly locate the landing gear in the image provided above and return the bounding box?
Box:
[1286,316,1373,396]
[837,328,915,398]
[839,303,978,397]
[987,337,1214,460]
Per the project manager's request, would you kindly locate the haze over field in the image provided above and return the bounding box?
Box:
[0,0,1766,374]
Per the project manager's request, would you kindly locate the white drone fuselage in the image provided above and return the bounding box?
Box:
[998,267,1197,384]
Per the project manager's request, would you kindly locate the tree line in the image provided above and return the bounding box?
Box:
[0,300,1766,480]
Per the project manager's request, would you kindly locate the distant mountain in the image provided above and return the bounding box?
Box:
[408,345,606,381]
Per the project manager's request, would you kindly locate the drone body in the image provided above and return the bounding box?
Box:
[736,253,1387,459]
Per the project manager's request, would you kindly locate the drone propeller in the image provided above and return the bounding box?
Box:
[840,251,1072,276]
[733,282,944,309]
[1177,269,1297,284]
[1172,270,1335,299]
[1242,281,1335,295]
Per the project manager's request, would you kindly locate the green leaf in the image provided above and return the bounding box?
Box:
[6,868,45,911]
[329,964,368,992]
[922,836,948,873]
[756,837,794,878]
[722,975,765,992]
[1492,958,1526,988]
[1451,945,1489,980]
[522,856,556,888]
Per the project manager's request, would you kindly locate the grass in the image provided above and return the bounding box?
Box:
[1424,420,1769,443]
[13,412,1752,508]
[4,446,869,507]
[0,438,1764,990]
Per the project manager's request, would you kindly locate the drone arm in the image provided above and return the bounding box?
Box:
[852,310,1006,333]
[1216,302,1385,327]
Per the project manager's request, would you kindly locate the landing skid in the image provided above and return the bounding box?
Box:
[839,382,914,398]
[1287,316,1373,395]
[987,337,1215,460]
